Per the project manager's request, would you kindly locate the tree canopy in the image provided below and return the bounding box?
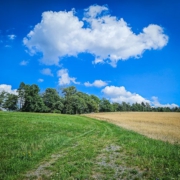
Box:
[0,82,179,113]
[2,93,18,111]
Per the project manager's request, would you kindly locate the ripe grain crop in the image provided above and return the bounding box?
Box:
[84,112,180,143]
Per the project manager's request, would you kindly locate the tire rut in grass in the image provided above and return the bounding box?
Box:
[24,125,97,179]
[25,153,64,179]
[24,119,116,180]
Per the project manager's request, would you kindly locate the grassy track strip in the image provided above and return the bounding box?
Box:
[25,128,97,179]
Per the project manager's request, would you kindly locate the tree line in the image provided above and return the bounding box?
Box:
[0,82,179,113]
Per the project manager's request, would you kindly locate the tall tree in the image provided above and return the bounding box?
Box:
[0,91,6,107]
[99,98,112,112]
[3,93,18,111]
[62,86,77,114]
[90,95,100,112]
[112,102,120,112]
[76,92,98,113]
[145,102,151,111]
[42,88,64,113]
[121,102,127,111]
[62,86,77,97]
[21,84,46,112]
[72,95,87,114]
[17,82,26,110]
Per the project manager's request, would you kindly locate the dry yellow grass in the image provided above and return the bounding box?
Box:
[84,112,180,143]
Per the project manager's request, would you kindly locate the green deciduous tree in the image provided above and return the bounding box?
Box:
[61,86,100,114]
[0,91,6,107]
[42,88,64,113]
[90,95,100,112]
[3,93,18,111]
[15,82,179,113]
[112,102,120,112]
[21,84,47,112]
[72,95,87,114]
[17,82,26,110]
[99,98,112,112]
[62,86,77,114]
[77,92,99,113]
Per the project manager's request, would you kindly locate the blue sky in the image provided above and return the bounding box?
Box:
[0,0,180,107]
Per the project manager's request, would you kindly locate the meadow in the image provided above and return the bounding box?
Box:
[0,112,179,180]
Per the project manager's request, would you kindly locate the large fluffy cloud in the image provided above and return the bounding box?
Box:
[102,86,150,104]
[23,5,168,67]
[0,84,17,95]
[151,96,178,108]
[84,80,108,87]
[102,85,179,108]
[57,69,80,86]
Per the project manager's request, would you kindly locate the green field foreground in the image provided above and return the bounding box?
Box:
[0,112,179,180]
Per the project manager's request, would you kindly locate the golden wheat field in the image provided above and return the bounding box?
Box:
[84,112,180,143]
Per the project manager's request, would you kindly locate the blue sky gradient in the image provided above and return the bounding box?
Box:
[0,0,179,107]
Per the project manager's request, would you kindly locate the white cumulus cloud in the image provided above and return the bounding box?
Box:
[84,80,108,87]
[151,96,178,108]
[20,60,29,66]
[84,4,108,18]
[23,5,168,67]
[41,68,53,76]
[102,86,179,108]
[57,69,80,86]
[102,86,150,104]
[38,79,44,82]
[8,34,16,40]
[0,84,17,95]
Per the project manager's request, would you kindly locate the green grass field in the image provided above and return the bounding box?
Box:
[0,112,179,180]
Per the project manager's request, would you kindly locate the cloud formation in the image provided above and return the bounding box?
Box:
[38,79,44,82]
[0,84,17,95]
[102,86,150,104]
[57,69,80,86]
[151,96,178,108]
[84,80,107,87]
[20,60,29,66]
[8,34,16,40]
[23,5,168,67]
[41,68,53,76]
[102,86,179,108]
